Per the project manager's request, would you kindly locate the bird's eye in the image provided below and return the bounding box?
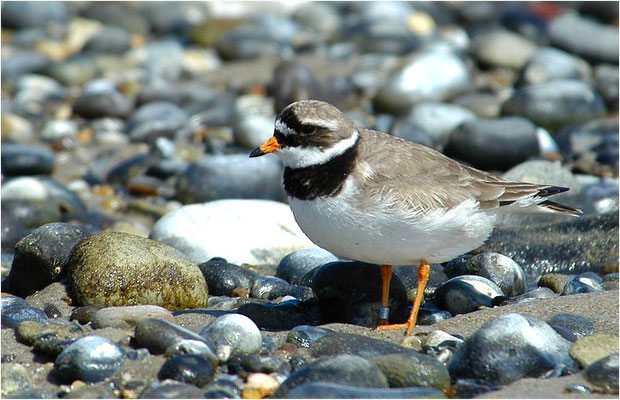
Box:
[299,124,316,134]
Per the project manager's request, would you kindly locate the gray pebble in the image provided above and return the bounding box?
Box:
[54,336,125,383]
[158,354,215,387]
[548,313,596,341]
[584,353,619,394]
[444,253,526,296]
[6,222,90,298]
[549,12,619,63]
[445,117,539,171]
[139,382,205,399]
[200,314,262,355]
[276,249,339,285]
[127,101,189,143]
[521,47,592,85]
[1,144,54,176]
[198,258,257,297]
[502,80,606,131]
[434,275,504,315]
[134,318,215,356]
[286,382,445,399]
[275,355,389,398]
[449,313,577,385]
[563,274,604,295]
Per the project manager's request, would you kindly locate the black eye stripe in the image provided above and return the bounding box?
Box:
[274,129,301,147]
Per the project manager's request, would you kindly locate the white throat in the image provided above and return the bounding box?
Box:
[277,130,359,169]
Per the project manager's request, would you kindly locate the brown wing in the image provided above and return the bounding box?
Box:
[353,129,567,212]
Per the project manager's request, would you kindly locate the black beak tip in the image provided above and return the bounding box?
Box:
[249,147,265,158]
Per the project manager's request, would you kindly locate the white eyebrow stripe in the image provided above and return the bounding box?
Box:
[275,119,296,136]
[300,118,339,130]
[276,129,359,169]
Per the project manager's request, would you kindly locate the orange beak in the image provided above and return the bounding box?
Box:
[249,136,281,158]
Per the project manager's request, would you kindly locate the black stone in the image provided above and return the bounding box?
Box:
[158,354,215,388]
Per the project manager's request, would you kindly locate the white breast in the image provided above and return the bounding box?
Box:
[288,176,497,265]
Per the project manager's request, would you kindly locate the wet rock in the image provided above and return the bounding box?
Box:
[497,287,555,306]
[569,334,619,368]
[237,300,315,330]
[1,363,31,397]
[228,353,291,376]
[434,275,504,315]
[198,258,257,297]
[175,154,284,203]
[286,325,331,349]
[473,29,538,69]
[417,308,452,325]
[520,47,592,85]
[91,305,175,329]
[563,274,604,295]
[251,275,313,301]
[126,101,188,143]
[584,353,619,394]
[453,91,502,119]
[72,80,132,119]
[307,330,424,360]
[150,200,315,266]
[444,253,526,296]
[501,80,606,131]
[374,50,471,114]
[1,296,48,329]
[548,313,596,341]
[444,117,539,171]
[139,382,205,399]
[422,330,464,349]
[286,382,445,399]
[311,261,408,325]
[16,319,86,356]
[69,306,99,325]
[449,313,578,385]
[158,354,215,387]
[478,212,618,276]
[1,144,54,176]
[371,353,450,390]
[67,232,208,309]
[164,339,218,364]
[134,318,215,356]
[200,314,262,355]
[54,336,125,383]
[276,249,339,285]
[274,355,389,398]
[548,12,619,64]
[6,222,90,297]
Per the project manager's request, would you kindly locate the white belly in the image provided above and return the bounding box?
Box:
[288,177,497,265]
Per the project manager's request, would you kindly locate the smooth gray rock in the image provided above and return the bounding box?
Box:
[54,336,125,383]
[449,313,578,385]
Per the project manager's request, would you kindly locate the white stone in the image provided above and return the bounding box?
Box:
[150,199,316,265]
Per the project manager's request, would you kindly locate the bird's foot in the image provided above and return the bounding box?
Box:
[375,321,415,335]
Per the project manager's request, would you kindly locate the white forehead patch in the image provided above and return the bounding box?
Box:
[277,129,359,169]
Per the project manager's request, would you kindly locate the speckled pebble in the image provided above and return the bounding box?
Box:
[569,334,619,368]
[67,231,208,310]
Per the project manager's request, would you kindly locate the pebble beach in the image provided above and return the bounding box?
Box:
[1,1,619,399]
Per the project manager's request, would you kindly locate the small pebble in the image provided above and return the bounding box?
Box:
[200,314,262,355]
[54,336,125,383]
[158,354,215,387]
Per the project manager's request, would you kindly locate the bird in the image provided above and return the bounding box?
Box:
[249,100,581,335]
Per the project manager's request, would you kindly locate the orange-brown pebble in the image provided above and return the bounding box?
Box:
[242,373,280,399]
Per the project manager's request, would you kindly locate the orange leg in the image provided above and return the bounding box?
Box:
[378,264,392,325]
[377,259,430,335]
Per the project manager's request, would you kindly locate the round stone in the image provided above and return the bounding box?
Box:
[200,314,262,355]
[1,144,54,176]
[276,249,339,285]
[449,313,577,385]
[54,336,125,383]
[158,354,215,387]
[67,232,208,310]
[434,275,504,315]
